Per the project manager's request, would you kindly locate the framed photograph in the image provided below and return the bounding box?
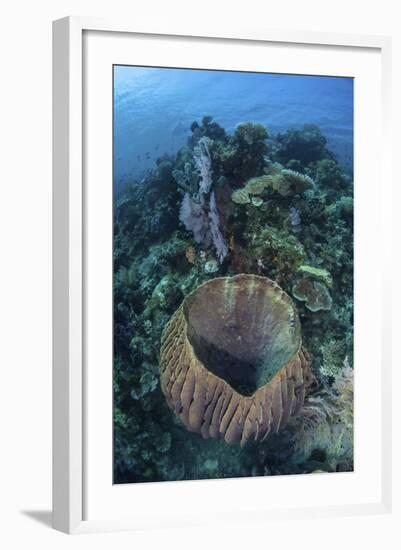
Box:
[52,17,392,534]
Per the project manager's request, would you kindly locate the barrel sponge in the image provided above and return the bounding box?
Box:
[160,274,313,446]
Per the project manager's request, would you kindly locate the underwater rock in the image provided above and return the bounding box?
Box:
[160,274,313,446]
[292,277,332,312]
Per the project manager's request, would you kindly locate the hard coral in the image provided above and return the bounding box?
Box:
[297,265,333,288]
[230,175,270,205]
[270,169,314,196]
[292,277,332,312]
[231,169,312,205]
[231,187,251,205]
[245,175,272,195]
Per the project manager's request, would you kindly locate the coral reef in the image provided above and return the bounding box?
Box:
[113,115,353,483]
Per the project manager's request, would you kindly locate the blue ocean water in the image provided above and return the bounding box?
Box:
[114,66,353,193]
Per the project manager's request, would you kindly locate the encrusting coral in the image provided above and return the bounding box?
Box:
[160,275,313,446]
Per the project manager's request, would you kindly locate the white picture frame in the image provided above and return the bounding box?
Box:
[52,16,392,534]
